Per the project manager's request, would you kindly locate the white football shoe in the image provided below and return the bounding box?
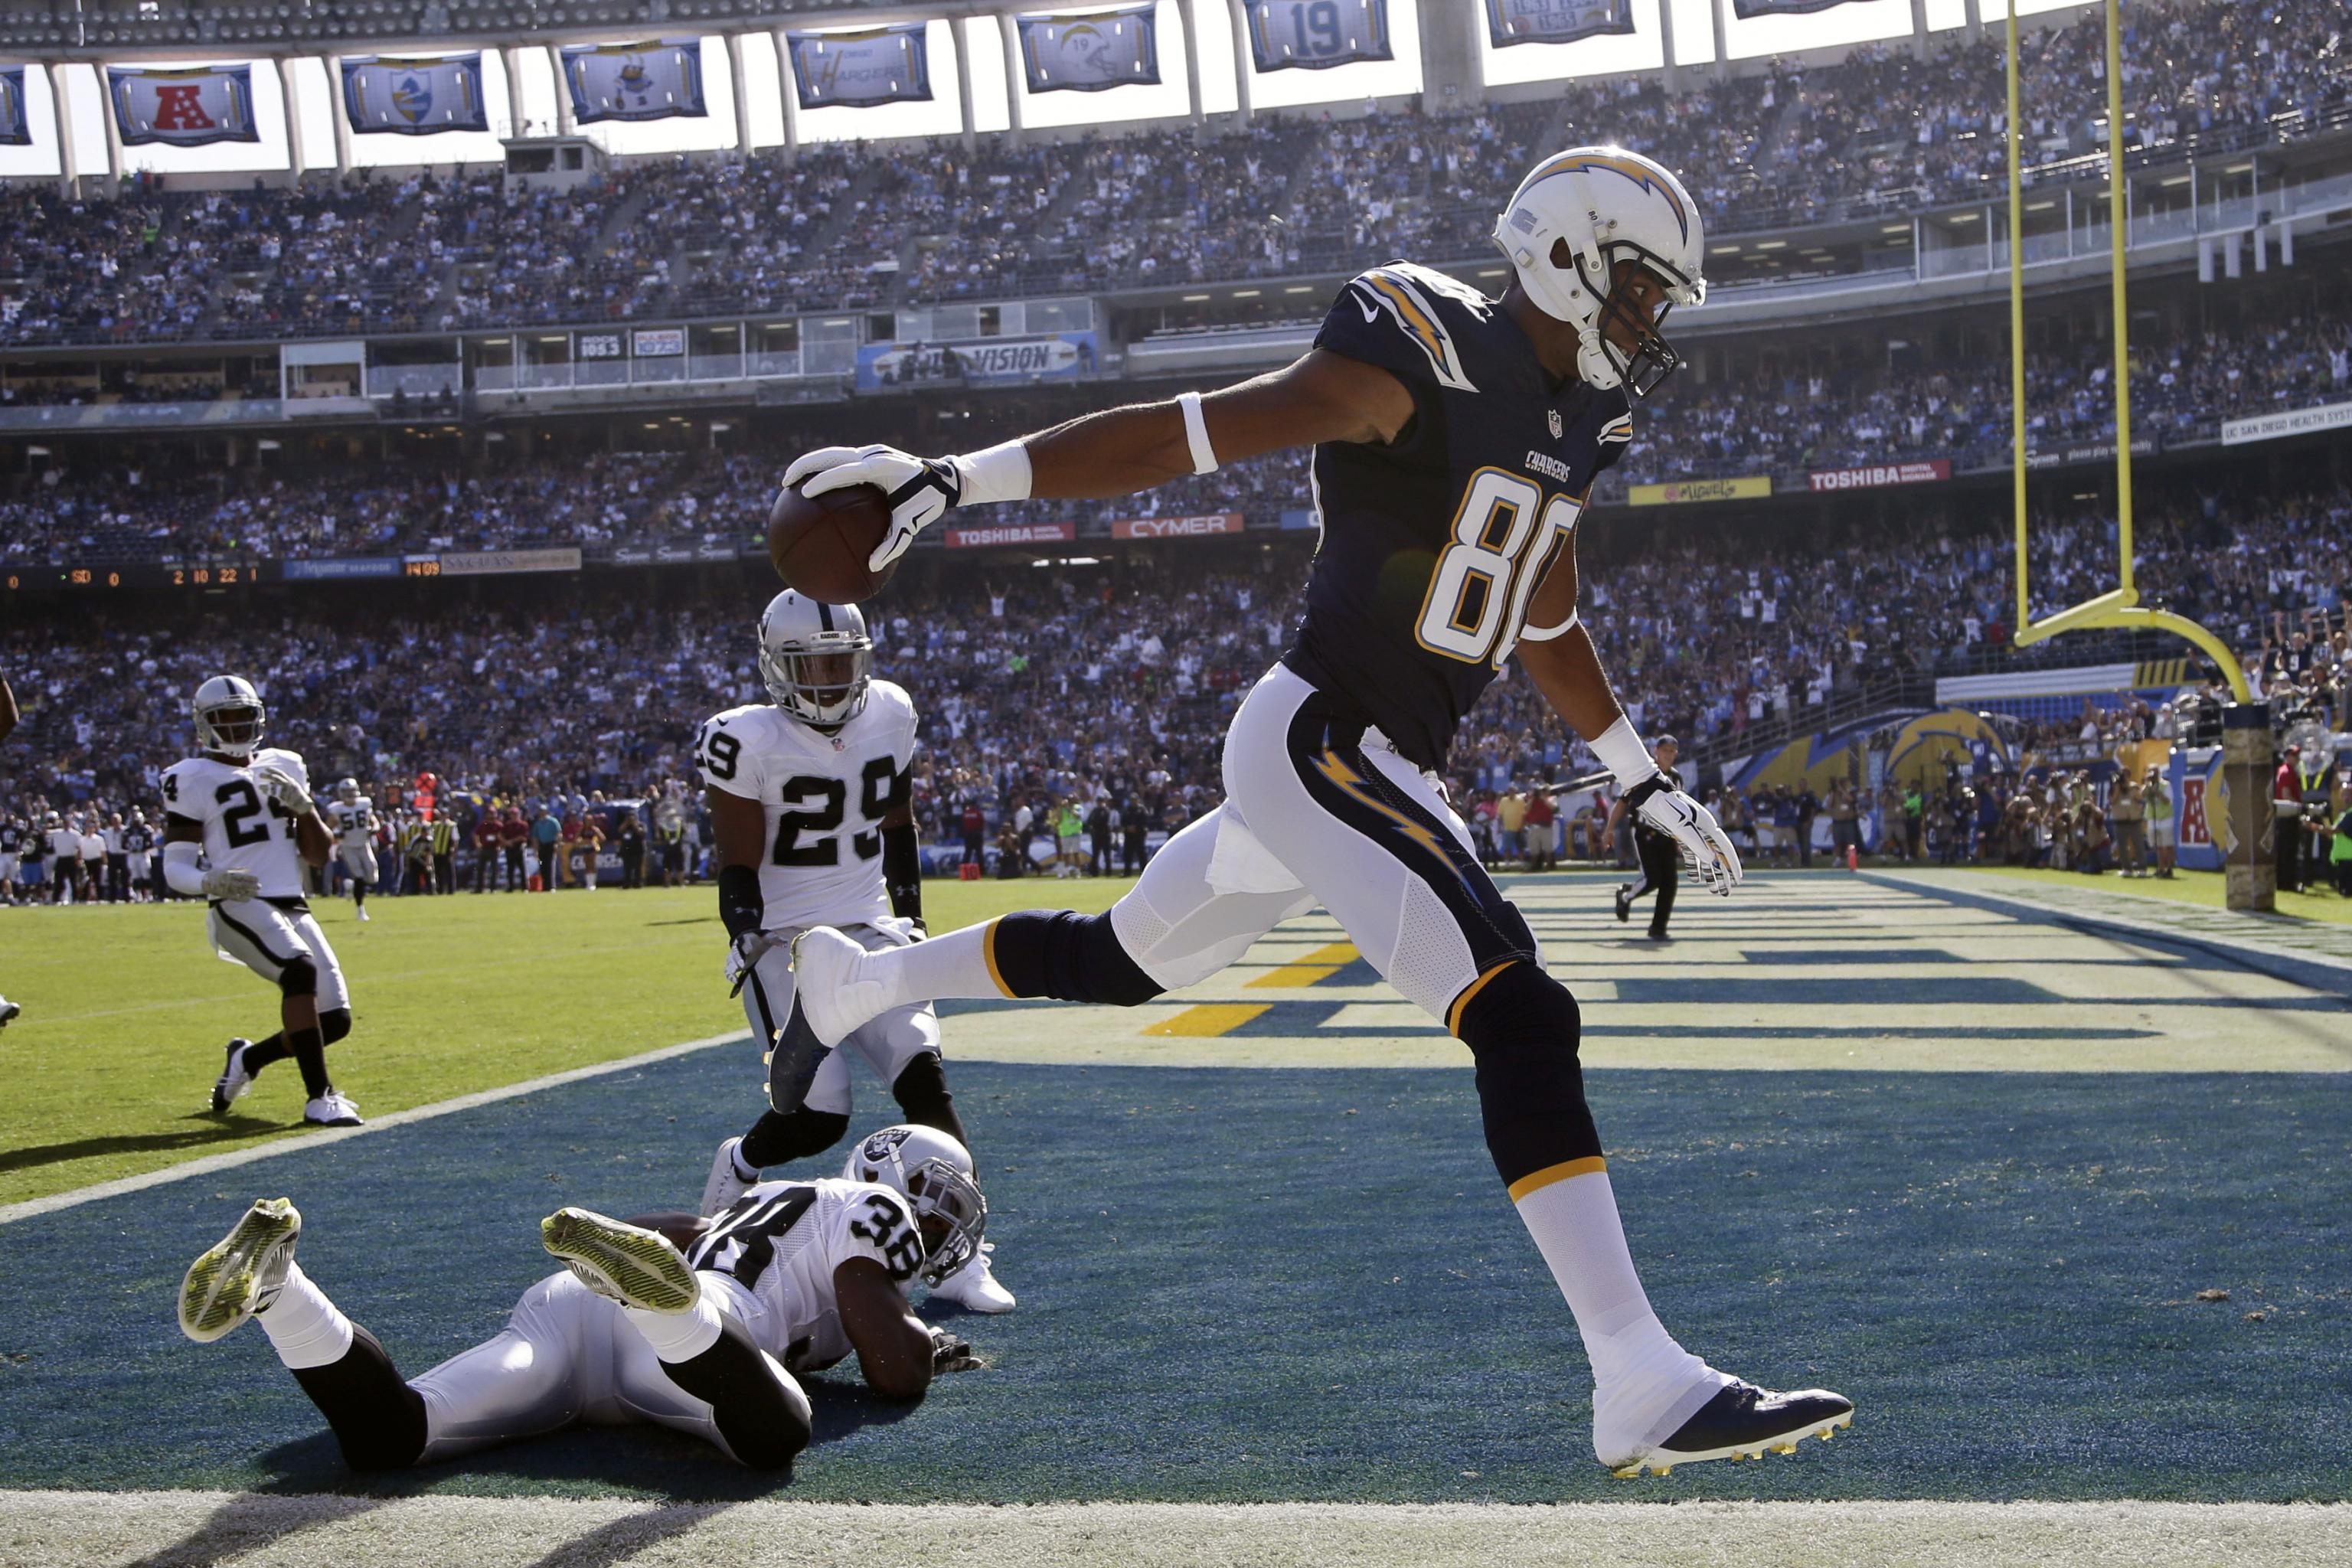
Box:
[179,1197,302,1342]
[701,1136,756,1217]
[0,997,20,1029]
[210,1038,256,1115]
[787,926,890,1047]
[355,906,371,923]
[303,1090,363,1127]
[929,1242,1015,1314]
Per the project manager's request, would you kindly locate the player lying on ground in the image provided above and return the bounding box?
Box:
[176,1124,988,1472]
[695,590,1012,1313]
[163,676,363,1126]
[769,146,1850,1477]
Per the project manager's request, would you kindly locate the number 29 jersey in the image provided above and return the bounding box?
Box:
[693,681,917,933]
[686,1177,926,1373]
[1285,262,1635,771]
[159,748,314,900]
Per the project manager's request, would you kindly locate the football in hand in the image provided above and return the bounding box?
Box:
[766,481,897,604]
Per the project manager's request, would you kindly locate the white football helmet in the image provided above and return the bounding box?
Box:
[335,777,361,805]
[841,1124,988,1289]
[1492,146,1706,398]
[757,589,872,728]
[192,675,267,760]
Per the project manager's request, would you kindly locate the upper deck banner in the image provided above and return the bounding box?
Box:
[341,54,489,136]
[0,67,31,147]
[787,24,933,109]
[1246,0,1393,71]
[1484,0,1635,47]
[107,64,260,147]
[1018,5,1162,93]
[560,39,707,125]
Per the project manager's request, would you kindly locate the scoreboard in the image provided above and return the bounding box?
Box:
[2,561,263,593]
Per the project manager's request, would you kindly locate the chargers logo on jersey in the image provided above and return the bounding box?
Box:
[1348,266,1479,394]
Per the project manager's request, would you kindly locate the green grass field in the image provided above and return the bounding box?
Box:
[1971,864,2352,923]
[0,878,1128,1207]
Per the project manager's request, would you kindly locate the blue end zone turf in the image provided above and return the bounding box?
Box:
[0,1050,2346,1504]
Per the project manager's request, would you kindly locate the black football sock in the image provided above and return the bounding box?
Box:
[287,1024,332,1099]
[351,883,366,909]
[738,1106,851,1170]
[657,1312,809,1470]
[289,1324,430,1472]
[890,1054,969,1163]
[241,1032,289,1073]
[987,910,1164,1005]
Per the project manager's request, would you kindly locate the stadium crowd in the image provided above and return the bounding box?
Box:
[4,302,2344,568]
[4,479,2345,901]
[3,0,2346,347]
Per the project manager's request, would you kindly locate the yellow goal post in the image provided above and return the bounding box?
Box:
[2003,0,2250,702]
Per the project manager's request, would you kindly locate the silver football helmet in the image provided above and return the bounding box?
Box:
[192,675,266,760]
[757,589,872,727]
[841,1124,987,1289]
[335,777,361,804]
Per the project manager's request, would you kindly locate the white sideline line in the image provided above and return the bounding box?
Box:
[0,1028,752,1228]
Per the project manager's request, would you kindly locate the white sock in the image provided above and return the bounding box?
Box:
[624,1292,724,1363]
[730,1144,760,1182]
[1511,1163,1727,1462]
[256,1262,355,1370]
[871,920,1012,1006]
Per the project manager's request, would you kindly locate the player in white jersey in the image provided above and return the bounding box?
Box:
[694,590,1012,1315]
[160,675,362,1127]
[175,1124,989,1473]
[325,777,380,920]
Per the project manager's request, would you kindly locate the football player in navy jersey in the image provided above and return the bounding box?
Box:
[769,147,1850,1477]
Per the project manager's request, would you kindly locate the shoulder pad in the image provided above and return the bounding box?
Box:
[1343,265,1480,394]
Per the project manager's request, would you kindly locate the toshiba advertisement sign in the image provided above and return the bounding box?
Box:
[1111,513,1245,541]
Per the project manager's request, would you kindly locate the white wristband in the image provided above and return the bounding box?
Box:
[1589,716,1658,789]
[949,439,1032,507]
[1178,391,1218,475]
[1518,607,1579,643]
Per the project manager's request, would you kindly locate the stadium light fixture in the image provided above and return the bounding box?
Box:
[1283,284,1315,293]
[1232,289,1260,297]
[1181,293,1210,302]
[1880,224,1909,234]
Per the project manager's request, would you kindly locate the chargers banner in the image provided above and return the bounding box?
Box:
[1732,0,1854,15]
[340,54,488,136]
[787,24,933,109]
[1018,5,1161,93]
[560,40,707,125]
[107,64,260,147]
[1485,0,1634,46]
[855,332,1097,390]
[0,66,29,148]
[1246,0,1393,71]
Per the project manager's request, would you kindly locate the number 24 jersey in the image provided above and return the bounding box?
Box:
[159,748,314,900]
[693,681,916,933]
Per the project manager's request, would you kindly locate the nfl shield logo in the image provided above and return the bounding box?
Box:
[1547,409,1563,439]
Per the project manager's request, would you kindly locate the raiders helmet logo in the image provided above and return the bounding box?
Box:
[1548,409,1564,439]
[861,1128,912,1164]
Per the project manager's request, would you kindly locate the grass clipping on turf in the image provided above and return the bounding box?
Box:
[5,1494,2348,1568]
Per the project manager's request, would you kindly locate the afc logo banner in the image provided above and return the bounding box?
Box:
[107,65,260,147]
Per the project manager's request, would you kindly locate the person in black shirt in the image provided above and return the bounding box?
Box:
[1606,737,1688,939]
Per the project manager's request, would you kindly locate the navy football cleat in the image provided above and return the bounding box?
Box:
[1612,1380,1854,1477]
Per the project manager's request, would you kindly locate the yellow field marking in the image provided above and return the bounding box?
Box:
[1143,1004,1272,1037]
[1246,942,1361,988]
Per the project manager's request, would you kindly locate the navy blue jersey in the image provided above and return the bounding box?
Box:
[1283,262,1632,770]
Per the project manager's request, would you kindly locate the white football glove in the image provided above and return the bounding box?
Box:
[782,443,962,573]
[725,929,789,997]
[1626,778,1744,896]
[201,867,263,901]
[248,762,312,817]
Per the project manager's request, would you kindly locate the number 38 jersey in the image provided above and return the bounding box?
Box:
[159,748,314,900]
[693,681,916,933]
[687,1177,926,1373]
[1286,262,1634,771]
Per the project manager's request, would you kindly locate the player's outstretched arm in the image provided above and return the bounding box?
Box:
[1516,541,1743,893]
[835,1257,935,1400]
[707,773,781,995]
[785,349,1413,570]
